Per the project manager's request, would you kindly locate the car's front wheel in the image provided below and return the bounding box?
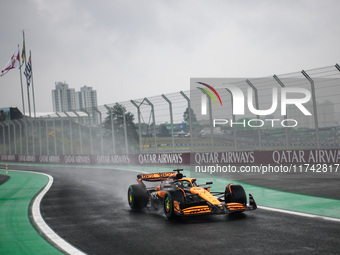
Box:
[128,184,149,210]
[225,183,247,206]
[164,191,184,220]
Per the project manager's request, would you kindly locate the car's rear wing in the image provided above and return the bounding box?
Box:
[137,172,174,182]
[137,170,183,182]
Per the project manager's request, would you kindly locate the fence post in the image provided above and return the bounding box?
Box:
[73,111,83,154]
[94,108,104,154]
[14,120,23,154]
[56,112,65,155]
[0,122,6,154]
[27,118,35,155]
[23,119,29,155]
[335,63,340,72]
[199,90,214,151]
[6,122,11,154]
[9,121,17,154]
[37,119,42,155]
[144,97,157,153]
[301,70,320,149]
[83,110,93,154]
[64,112,74,154]
[180,91,193,152]
[273,75,289,149]
[130,100,143,153]
[104,105,116,154]
[116,104,129,154]
[225,87,238,150]
[162,94,175,152]
[246,79,262,150]
[45,118,49,155]
[51,115,57,155]
[208,93,214,152]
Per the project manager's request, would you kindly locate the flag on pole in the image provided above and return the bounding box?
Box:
[24,54,32,86]
[21,36,26,67]
[0,47,20,77]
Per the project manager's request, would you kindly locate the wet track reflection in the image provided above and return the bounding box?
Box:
[8,165,340,255]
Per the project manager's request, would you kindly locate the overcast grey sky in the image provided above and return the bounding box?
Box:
[0,0,339,113]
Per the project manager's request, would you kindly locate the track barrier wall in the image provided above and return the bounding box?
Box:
[1,149,339,166]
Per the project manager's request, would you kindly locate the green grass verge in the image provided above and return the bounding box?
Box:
[0,169,63,255]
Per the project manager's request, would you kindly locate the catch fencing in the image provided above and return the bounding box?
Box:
[0,64,340,156]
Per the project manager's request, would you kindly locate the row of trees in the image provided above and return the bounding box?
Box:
[102,103,197,153]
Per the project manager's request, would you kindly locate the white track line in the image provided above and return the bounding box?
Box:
[25,171,87,255]
[257,205,340,223]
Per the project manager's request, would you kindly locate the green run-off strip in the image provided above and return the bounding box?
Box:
[0,170,63,255]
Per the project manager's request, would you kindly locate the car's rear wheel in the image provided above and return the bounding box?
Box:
[225,183,247,206]
[128,184,149,210]
[164,191,185,220]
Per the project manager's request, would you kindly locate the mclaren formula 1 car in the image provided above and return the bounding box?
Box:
[127,169,257,220]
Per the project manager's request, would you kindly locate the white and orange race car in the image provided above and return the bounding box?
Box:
[127,169,257,220]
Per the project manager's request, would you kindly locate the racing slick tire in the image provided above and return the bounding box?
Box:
[224,184,247,206]
[128,184,149,210]
[164,190,185,220]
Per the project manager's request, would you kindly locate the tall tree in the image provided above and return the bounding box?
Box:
[183,107,200,134]
[158,124,170,137]
[103,103,139,153]
[183,107,197,123]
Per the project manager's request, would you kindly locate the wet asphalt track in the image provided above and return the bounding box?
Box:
[6,164,340,255]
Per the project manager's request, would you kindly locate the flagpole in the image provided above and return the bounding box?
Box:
[29,50,36,118]
[22,30,31,117]
[18,44,26,117]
